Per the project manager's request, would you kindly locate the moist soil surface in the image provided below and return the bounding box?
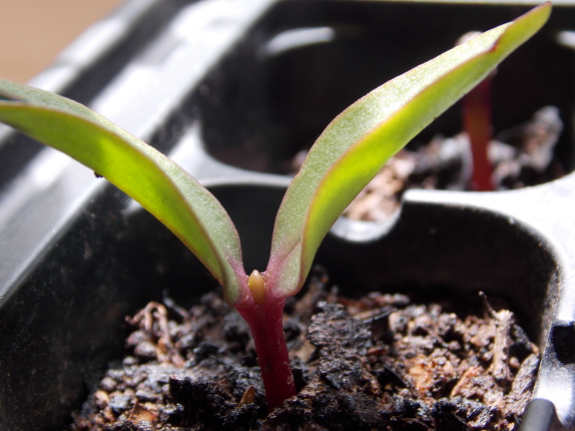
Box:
[71,268,539,431]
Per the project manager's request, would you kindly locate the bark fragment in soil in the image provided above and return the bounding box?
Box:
[71,268,539,431]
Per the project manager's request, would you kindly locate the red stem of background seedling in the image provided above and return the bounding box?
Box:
[463,75,495,191]
[236,297,296,411]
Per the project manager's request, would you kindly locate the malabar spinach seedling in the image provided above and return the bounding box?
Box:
[464,72,496,191]
[459,31,497,192]
[0,4,550,410]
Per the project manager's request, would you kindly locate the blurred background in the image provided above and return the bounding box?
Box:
[0,0,125,83]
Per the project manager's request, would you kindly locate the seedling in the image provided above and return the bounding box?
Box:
[0,5,550,410]
[459,31,497,192]
[464,71,496,191]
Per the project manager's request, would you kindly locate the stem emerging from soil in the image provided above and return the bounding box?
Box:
[464,76,495,191]
[236,295,296,411]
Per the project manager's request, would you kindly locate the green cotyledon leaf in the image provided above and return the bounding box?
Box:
[266,3,551,299]
[0,80,247,305]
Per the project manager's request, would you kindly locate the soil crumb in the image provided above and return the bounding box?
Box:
[71,268,539,431]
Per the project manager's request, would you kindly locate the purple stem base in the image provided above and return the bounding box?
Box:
[236,298,296,411]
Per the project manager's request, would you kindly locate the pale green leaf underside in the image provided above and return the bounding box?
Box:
[0,81,245,304]
[268,3,551,297]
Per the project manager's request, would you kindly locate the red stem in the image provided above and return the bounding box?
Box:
[463,76,494,191]
[236,298,296,411]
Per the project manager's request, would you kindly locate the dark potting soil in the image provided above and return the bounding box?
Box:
[71,268,539,431]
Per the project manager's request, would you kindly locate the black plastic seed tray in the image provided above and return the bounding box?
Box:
[1,1,575,430]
